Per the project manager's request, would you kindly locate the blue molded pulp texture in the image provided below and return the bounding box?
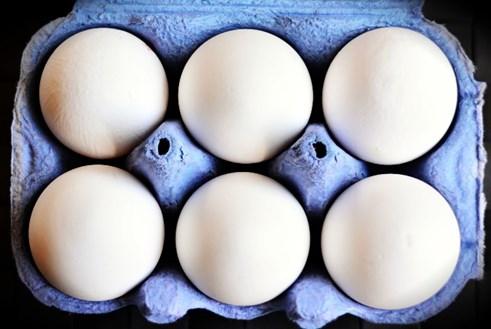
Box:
[10,0,486,328]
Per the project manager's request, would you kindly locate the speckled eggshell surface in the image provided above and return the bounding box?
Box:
[11,0,485,328]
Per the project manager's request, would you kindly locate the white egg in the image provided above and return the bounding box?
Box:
[176,172,310,305]
[323,27,457,165]
[178,29,313,164]
[39,28,168,159]
[321,174,460,310]
[29,165,164,301]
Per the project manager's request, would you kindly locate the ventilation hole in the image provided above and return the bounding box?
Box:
[313,141,327,159]
[158,138,170,156]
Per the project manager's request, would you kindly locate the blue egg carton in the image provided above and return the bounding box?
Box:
[10,0,486,328]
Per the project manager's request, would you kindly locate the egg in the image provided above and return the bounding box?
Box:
[321,174,460,310]
[29,165,164,301]
[39,28,168,159]
[322,27,457,165]
[178,29,313,164]
[176,172,310,305]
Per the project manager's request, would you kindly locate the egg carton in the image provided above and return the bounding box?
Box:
[10,0,486,328]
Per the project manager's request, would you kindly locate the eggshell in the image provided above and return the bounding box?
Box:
[321,174,460,310]
[178,29,313,164]
[39,28,168,159]
[323,27,457,165]
[29,165,164,301]
[176,172,310,305]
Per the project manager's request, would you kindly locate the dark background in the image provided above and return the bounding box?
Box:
[1,1,490,328]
